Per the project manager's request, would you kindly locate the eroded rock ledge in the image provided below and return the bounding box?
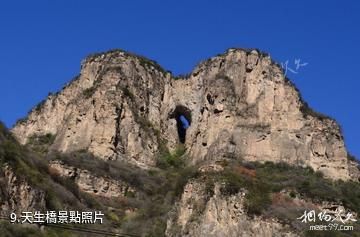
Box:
[49,160,136,198]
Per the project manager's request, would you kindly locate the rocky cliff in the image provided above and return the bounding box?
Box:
[12,48,358,181]
[0,164,46,216]
[5,48,360,237]
[165,175,298,237]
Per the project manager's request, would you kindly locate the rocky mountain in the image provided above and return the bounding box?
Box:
[1,48,359,236]
[12,48,359,181]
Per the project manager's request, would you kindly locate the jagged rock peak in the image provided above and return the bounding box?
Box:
[81,48,170,76]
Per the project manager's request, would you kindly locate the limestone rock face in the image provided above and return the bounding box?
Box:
[167,49,355,181]
[0,165,46,215]
[12,48,358,180]
[13,50,168,168]
[165,179,297,237]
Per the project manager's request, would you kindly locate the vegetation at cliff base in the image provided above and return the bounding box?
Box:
[216,160,360,215]
[156,144,186,169]
[46,148,198,237]
[1,120,359,236]
[208,160,360,236]
[27,133,56,154]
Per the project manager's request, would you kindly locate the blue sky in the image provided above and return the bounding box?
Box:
[0,0,359,158]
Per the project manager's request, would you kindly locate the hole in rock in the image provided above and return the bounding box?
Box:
[214,109,223,114]
[207,94,214,105]
[170,105,192,143]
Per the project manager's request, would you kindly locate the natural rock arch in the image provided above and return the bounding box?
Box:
[170,105,192,143]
